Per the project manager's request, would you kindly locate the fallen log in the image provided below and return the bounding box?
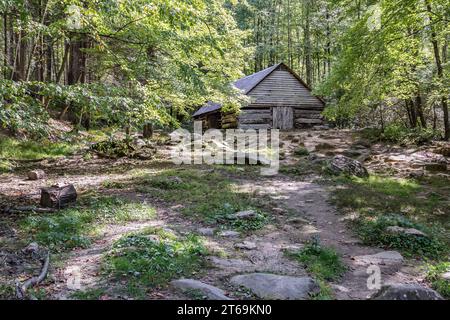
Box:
[16,251,50,300]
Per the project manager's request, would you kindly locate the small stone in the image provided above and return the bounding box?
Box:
[234,241,257,250]
[197,228,215,236]
[230,273,319,300]
[353,251,404,266]
[27,169,46,180]
[23,242,40,254]
[229,210,257,220]
[386,226,427,237]
[441,272,450,281]
[287,217,309,225]
[281,244,304,254]
[170,279,232,300]
[218,230,240,238]
[371,284,443,300]
[272,207,285,214]
[209,257,255,271]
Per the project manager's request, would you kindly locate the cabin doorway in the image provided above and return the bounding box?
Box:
[272,107,294,130]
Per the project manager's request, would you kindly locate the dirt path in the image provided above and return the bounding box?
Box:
[2,129,437,300]
[235,176,422,299]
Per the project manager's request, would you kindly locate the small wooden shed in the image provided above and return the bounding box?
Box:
[193,63,326,130]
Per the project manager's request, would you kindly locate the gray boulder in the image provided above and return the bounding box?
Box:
[329,155,369,177]
[170,279,232,300]
[353,251,404,266]
[372,284,443,300]
[386,226,427,237]
[230,273,319,300]
[229,210,257,220]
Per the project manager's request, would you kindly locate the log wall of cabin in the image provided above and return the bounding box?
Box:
[245,68,325,129]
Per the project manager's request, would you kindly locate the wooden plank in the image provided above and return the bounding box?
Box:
[239,118,271,125]
[295,118,323,124]
[238,124,272,130]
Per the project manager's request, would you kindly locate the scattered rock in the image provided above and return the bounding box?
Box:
[329,155,369,178]
[218,230,240,238]
[197,228,215,236]
[209,257,255,271]
[385,226,427,237]
[281,244,304,254]
[22,242,40,255]
[286,217,309,225]
[353,251,404,266]
[313,125,330,131]
[230,273,319,300]
[229,210,257,220]
[409,171,424,179]
[27,169,46,180]
[234,241,257,250]
[343,149,365,158]
[170,279,232,300]
[371,284,443,300]
[441,272,450,281]
[331,284,350,293]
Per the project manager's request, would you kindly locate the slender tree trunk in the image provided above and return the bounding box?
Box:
[426,1,449,140]
[303,0,312,86]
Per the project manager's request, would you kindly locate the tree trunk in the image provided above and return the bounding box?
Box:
[426,1,449,140]
[143,123,153,139]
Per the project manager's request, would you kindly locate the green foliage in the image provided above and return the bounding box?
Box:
[381,125,441,145]
[103,228,207,297]
[294,147,310,157]
[426,262,450,298]
[21,196,156,251]
[288,237,346,281]
[0,283,15,299]
[0,81,50,137]
[355,214,447,259]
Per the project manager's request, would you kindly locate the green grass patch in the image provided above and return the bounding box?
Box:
[287,238,346,281]
[21,196,156,251]
[426,262,450,298]
[70,288,106,300]
[329,174,449,258]
[0,283,15,299]
[0,136,78,160]
[354,214,447,259]
[294,147,310,157]
[310,279,335,300]
[132,168,268,230]
[103,227,207,298]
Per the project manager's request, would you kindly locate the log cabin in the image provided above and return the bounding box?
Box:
[193,63,326,130]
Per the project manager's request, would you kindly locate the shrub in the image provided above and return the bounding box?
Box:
[426,262,450,298]
[355,214,447,259]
